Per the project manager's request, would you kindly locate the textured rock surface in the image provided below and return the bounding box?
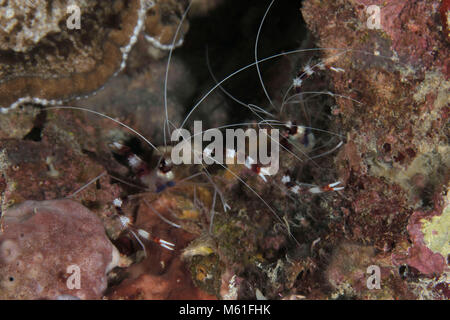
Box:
[325,242,415,299]
[392,191,449,276]
[301,0,449,299]
[0,107,122,209]
[0,0,447,301]
[73,55,195,146]
[0,199,119,299]
[0,0,92,52]
[144,0,190,50]
[0,0,152,111]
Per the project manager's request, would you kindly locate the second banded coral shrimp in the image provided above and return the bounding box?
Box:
[1,0,416,298]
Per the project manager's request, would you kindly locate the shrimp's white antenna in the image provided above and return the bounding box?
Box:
[44,106,161,154]
[255,0,276,111]
[129,229,148,257]
[309,141,344,159]
[65,171,107,199]
[143,199,181,229]
[205,46,276,118]
[209,188,217,235]
[163,1,193,146]
[180,48,356,130]
[281,90,363,114]
[205,48,346,169]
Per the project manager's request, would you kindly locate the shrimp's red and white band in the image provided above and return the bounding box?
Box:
[113,197,175,251]
[281,175,344,194]
[110,140,176,193]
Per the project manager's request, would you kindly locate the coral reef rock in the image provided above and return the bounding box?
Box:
[0,0,153,112]
[301,0,449,299]
[0,199,119,299]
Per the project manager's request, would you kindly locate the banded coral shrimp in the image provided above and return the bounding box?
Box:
[0,0,417,299]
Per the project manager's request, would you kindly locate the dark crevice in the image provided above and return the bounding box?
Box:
[23,109,47,142]
[175,0,307,126]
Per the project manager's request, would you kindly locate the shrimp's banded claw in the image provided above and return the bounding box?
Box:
[113,198,176,252]
[137,229,175,251]
[119,215,132,228]
[309,181,344,194]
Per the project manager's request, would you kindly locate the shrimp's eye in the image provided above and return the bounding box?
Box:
[159,158,173,173]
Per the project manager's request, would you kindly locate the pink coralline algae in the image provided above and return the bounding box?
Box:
[0,200,119,299]
[353,0,449,77]
[392,199,448,276]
